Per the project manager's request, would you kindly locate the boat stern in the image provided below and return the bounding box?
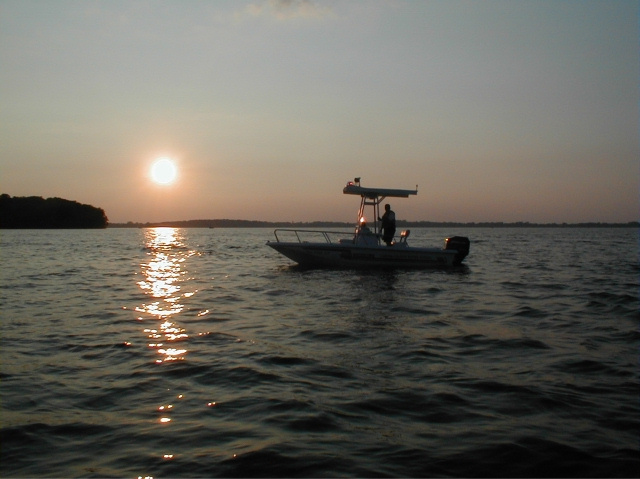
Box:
[445,236,470,265]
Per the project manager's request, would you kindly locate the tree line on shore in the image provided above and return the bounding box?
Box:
[109,219,639,229]
[1,194,636,229]
[0,194,108,228]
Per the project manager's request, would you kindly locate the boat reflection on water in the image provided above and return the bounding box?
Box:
[136,227,192,364]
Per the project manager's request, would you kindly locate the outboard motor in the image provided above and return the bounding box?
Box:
[445,236,470,265]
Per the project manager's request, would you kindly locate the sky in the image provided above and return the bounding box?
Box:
[1,0,638,224]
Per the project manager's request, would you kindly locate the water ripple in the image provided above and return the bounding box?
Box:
[1,227,638,477]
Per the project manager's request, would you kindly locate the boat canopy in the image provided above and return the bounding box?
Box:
[343,178,418,236]
[343,181,418,199]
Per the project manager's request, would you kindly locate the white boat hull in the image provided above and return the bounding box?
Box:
[266,179,470,269]
[267,241,464,269]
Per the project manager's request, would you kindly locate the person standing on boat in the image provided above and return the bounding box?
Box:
[379,204,396,246]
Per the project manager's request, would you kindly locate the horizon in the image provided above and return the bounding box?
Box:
[1,1,638,224]
[2,191,638,226]
[106,216,640,227]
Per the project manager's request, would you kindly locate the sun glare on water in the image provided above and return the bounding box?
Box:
[151,158,178,185]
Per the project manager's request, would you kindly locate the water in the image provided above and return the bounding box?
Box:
[1,227,638,477]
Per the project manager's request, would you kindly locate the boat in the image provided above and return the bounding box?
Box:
[266,178,470,269]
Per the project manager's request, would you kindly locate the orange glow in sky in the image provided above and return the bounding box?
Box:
[1,1,637,224]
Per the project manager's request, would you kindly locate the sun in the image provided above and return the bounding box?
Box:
[150,157,178,185]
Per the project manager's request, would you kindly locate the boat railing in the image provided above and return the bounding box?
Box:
[272,228,354,244]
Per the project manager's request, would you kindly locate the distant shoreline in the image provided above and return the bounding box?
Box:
[0,194,108,229]
[108,219,640,229]
[2,194,636,229]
